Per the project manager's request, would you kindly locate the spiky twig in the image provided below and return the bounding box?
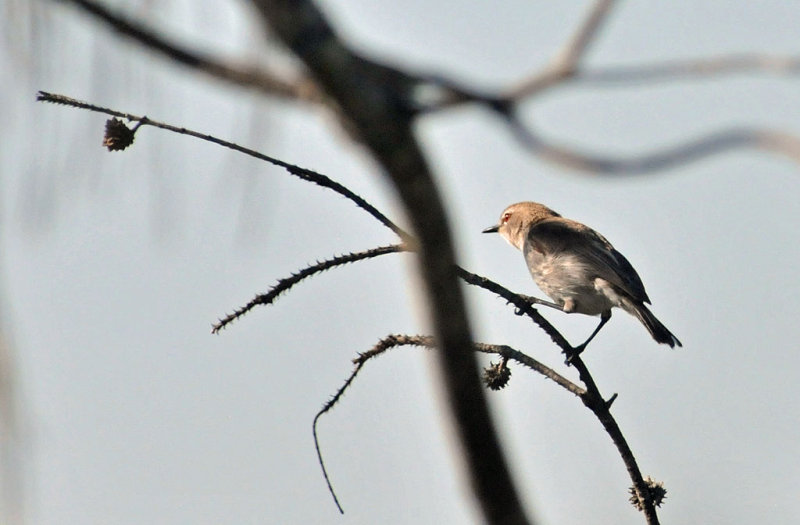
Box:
[455,266,576,355]
[213,244,409,333]
[312,334,582,513]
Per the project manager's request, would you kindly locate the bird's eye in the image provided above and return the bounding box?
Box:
[502,213,511,224]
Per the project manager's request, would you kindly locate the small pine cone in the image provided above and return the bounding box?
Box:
[103,118,136,151]
[629,476,667,511]
[483,359,511,390]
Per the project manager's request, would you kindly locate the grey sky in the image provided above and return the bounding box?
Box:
[2,1,799,524]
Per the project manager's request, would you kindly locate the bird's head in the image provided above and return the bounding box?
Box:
[482,201,560,250]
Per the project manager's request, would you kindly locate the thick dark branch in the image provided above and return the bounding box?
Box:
[213,244,408,333]
[36,92,409,239]
[59,0,320,103]
[248,3,531,524]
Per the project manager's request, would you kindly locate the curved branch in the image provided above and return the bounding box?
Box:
[36,92,410,239]
[573,53,800,86]
[457,266,661,523]
[312,334,583,513]
[510,123,800,174]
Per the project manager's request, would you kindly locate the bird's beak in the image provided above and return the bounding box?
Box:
[482,225,499,234]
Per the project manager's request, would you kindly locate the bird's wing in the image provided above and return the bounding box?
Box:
[526,218,651,303]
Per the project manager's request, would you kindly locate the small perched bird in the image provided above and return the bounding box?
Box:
[483,201,681,352]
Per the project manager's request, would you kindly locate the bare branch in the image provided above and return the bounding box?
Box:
[248,2,532,524]
[41,87,664,519]
[212,244,409,333]
[473,343,584,397]
[37,92,410,239]
[354,335,583,397]
[509,0,617,99]
[510,124,800,174]
[59,0,320,103]
[312,335,436,515]
[457,266,661,523]
[574,53,800,86]
[456,266,576,355]
[555,0,617,72]
[312,334,584,514]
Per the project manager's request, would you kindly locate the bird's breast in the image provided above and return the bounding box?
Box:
[524,251,614,315]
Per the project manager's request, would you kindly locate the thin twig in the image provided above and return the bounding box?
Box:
[555,0,617,72]
[60,0,320,103]
[572,53,800,86]
[213,244,409,333]
[312,335,434,514]
[566,352,659,522]
[511,124,800,174]
[509,0,617,99]
[312,334,584,514]
[312,360,364,515]
[36,92,410,240]
[473,343,584,397]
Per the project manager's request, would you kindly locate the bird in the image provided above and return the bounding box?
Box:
[483,201,681,353]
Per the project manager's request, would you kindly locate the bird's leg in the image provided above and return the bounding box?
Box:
[566,310,612,364]
[518,294,563,311]
[575,310,612,351]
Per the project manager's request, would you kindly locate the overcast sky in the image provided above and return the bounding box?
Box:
[2,1,800,524]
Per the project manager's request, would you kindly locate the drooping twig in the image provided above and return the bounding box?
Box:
[60,0,320,103]
[312,334,583,514]
[36,92,410,240]
[213,244,409,333]
[311,335,434,514]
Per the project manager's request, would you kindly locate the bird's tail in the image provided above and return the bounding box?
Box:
[625,301,682,348]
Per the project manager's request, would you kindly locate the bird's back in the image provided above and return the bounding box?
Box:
[524,218,651,305]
